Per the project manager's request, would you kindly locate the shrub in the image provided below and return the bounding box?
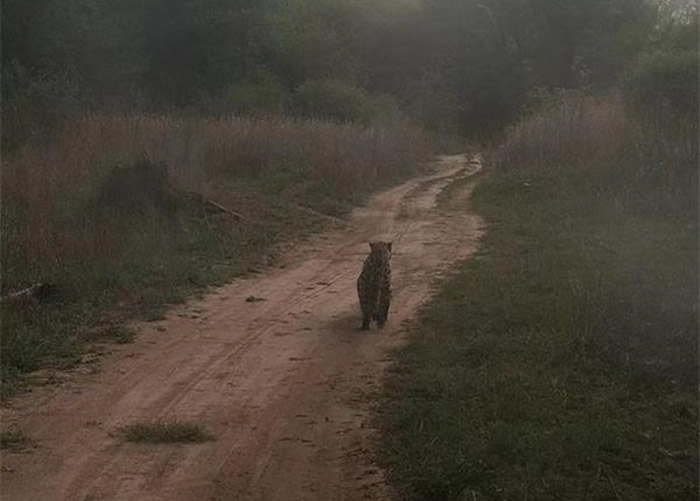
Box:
[1,62,83,152]
[293,79,373,122]
[222,71,288,116]
[623,50,699,126]
[95,160,174,216]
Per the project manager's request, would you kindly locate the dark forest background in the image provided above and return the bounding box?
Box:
[4,0,697,149]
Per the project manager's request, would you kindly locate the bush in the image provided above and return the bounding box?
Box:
[1,62,84,152]
[623,50,699,125]
[222,71,288,116]
[622,51,698,185]
[367,93,405,120]
[293,79,373,122]
[95,160,174,216]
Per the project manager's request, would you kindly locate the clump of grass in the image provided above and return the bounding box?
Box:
[0,430,31,450]
[119,420,213,444]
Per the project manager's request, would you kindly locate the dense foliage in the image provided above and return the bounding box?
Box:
[4,0,695,149]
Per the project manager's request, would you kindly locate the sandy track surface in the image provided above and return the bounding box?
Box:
[1,154,483,501]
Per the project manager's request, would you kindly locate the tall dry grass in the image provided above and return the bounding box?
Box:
[488,93,630,171]
[5,114,431,194]
[484,91,697,381]
[2,115,433,289]
[489,92,698,215]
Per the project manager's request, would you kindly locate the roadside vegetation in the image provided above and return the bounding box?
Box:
[1,116,432,398]
[380,34,698,501]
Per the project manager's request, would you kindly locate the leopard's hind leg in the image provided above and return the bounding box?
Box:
[375,282,391,329]
[357,279,374,330]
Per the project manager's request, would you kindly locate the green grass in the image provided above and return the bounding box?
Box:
[0,430,31,450]
[380,166,698,500]
[119,420,214,444]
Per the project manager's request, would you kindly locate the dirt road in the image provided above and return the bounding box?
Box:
[1,155,483,501]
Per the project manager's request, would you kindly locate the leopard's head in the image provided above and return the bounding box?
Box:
[369,241,393,260]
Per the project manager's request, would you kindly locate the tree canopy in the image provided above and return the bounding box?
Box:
[2,0,697,147]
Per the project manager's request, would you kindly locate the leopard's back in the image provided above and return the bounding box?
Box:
[357,241,392,330]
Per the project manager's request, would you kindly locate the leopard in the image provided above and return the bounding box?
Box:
[356,241,393,330]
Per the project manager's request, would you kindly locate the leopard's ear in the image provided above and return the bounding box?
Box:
[387,242,393,252]
[369,241,377,251]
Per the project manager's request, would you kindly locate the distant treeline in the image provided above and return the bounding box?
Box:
[2,0,697,148]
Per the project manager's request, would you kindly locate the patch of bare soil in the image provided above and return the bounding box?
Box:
[1,155,483,501]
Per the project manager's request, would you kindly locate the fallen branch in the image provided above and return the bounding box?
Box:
[206,198,250,221]
[1,283,58,309]
[294,204,344,223]
[183,191,251,222]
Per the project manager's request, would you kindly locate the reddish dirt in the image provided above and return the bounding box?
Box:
[1,154,483,501]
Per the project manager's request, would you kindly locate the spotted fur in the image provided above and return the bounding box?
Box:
[357,241,392,330]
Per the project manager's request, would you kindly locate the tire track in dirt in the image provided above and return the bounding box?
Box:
[1,154,484,501]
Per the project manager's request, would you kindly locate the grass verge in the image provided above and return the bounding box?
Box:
[381,143,697,498]
[118,420,213,444]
